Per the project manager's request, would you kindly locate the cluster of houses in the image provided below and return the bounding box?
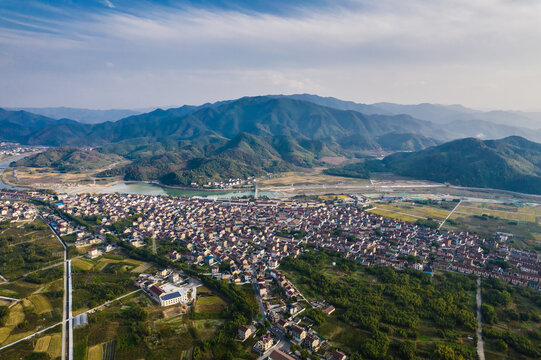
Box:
[55,193,541,291]
[136,269,199,307]
[0,201,37,222]
[0,143,46,158]
[200,177,254,189]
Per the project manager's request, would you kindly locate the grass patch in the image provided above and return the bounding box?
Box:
[29,294,53,315]
[72,258,95,271]
[34,335,52,352]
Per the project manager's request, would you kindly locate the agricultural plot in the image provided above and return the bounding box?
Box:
[194,287,227,316]
[28,294,53,315]
[0,218,64,279]
[444,201,541,250]
[368,201,452,223]
[259,168,371,188]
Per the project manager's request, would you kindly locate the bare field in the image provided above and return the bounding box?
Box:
[259,167,371,188]
[3,160,128,192]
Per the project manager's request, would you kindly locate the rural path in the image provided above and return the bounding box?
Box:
[476,277,485,360]
[0,295,19,302]
[0,274,8,283]
[439,200,462,229]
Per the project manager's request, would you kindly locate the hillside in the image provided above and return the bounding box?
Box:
[12,147,125,172]
[99,133,339,186]
[378,136,541,194]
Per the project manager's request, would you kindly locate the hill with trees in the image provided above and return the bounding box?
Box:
[12,147,125,172]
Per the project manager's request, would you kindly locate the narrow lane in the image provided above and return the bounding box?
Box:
[476,277,485,360]
[439,200,462,229]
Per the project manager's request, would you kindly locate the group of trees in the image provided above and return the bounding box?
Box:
[0,305,9,326]
[0,239,55,276]
[281,251,478,359]
[481,277,541,357]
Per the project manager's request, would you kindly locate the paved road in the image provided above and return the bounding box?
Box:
[439,200,462,229]
[476,277,485,360]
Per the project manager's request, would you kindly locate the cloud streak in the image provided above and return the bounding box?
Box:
[1,0,540,109]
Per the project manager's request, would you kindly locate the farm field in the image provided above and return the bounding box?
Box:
[0,267,64,350]
[194,287,227,315]
[367,200,456,223]
[0,217,64,279]
[73,290,213,360]
[444,201,541,251]
[259,167,371,188]
[72,254,139,311]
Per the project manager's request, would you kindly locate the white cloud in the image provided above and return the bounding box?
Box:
[102,0,115,9]
[1,0,541,109]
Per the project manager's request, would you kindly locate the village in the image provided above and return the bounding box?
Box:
[35,191,540,359]
[1,188,540,359]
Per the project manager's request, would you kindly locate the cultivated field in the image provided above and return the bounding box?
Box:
[444,201,541,250]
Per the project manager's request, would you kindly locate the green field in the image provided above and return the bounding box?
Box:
[195,292,227,315]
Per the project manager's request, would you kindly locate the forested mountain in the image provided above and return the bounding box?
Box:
[7,107,145,124]
[370,136,541,194]
[7,97,445,148]
[0,108,78,143]
[7,96,541,189]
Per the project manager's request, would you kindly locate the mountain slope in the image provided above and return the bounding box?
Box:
[10,97,448,149]
[12,147,124,172]
[377,136,541,194]
[0,108,78,143]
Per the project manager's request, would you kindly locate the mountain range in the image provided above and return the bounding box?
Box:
[4,95,541,193]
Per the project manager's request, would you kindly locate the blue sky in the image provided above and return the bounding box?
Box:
[1,0,541,109]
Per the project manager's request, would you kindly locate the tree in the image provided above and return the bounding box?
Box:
[397,340,416,360]
[481,304,497,324]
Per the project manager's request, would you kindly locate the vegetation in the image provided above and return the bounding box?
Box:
[12,146,124,172]
[481,277,541,359]
[281,251,478,359]
[375,136,541,195]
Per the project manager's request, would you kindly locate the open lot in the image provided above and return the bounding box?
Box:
[194,286,227,315]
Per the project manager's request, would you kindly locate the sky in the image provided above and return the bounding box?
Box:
[1,0,541,110]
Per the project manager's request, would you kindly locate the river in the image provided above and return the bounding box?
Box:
[0,155,279,198]
[92,182,279,199]
[0,155,26,190]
